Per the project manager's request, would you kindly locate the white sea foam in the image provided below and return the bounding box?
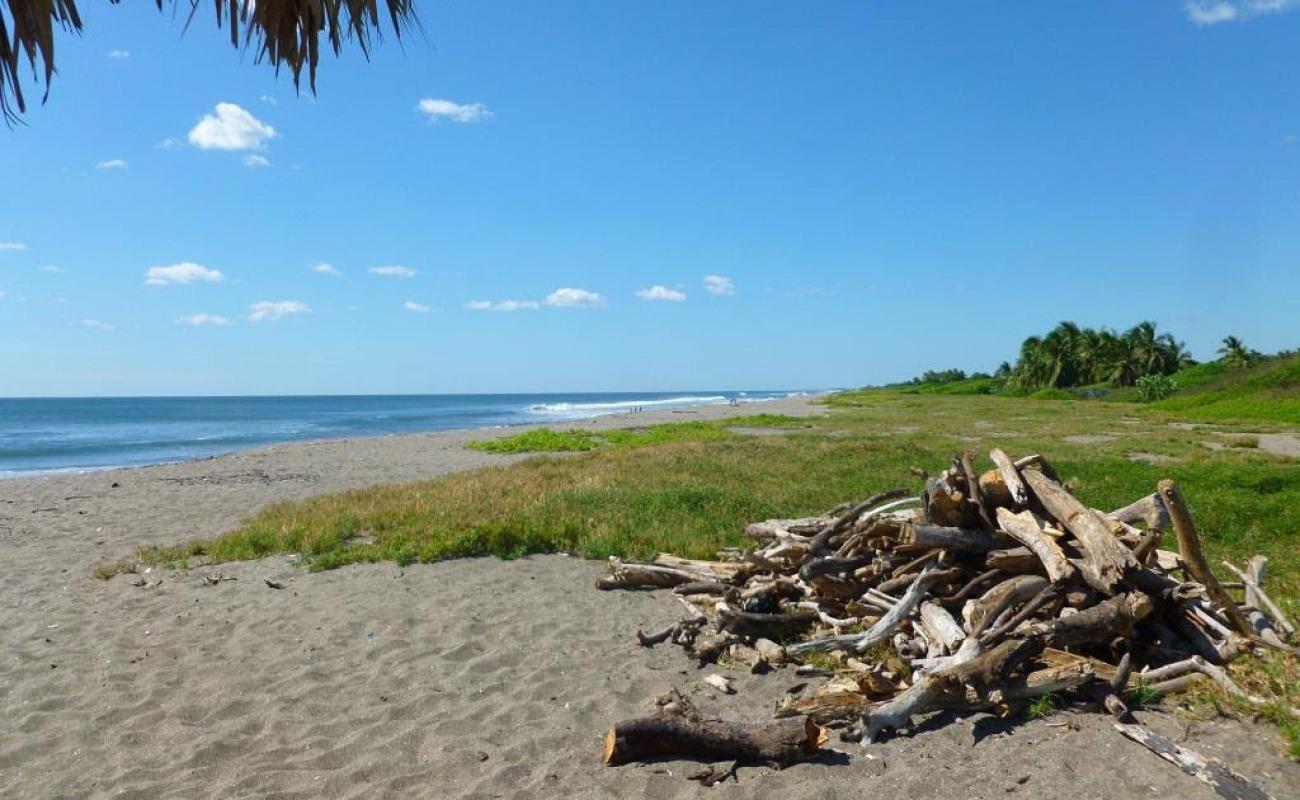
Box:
[526,395,730,418]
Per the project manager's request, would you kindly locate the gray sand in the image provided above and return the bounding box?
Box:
[2,396,1298,799]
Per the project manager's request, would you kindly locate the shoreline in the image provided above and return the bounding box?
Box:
[0,392,825,481]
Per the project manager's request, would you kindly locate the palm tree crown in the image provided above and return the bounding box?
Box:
[1,0,417,122]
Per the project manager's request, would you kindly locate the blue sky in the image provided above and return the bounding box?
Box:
[1,1,1298,396]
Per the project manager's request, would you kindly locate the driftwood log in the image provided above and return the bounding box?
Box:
[604,691,826,767]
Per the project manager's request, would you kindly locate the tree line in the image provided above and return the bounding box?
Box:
[902,322,1267,392]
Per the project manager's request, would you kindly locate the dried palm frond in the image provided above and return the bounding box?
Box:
[1,0,418,123]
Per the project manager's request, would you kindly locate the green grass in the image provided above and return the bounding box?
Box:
[1155,354,1300,424]
[467,428,602,454]
[1027,693,1060,719]
[469,420,738,454]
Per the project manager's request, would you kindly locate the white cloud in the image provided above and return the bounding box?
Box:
[187,102,277,151]
[157,138,178,150]
[259,94,279,106]
[416,98,493,124]
[243,154,271,169]
[40,264,66,273]
[636,284,686,302]
[177,313,233,326]
[1185,0,1300,24]
[465,299,540,312]
[404,300,432,313]
[704,275,735,296]
[107,49,130,59]
[96,159,128,170]
[145,262,225,286]
[312,263,343,276]
[80,319,116,331]
[249,300,309,321]
[545,287,604,308]
[369,265,416,278]
[0,242,27,251]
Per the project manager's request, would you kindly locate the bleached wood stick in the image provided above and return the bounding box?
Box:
[988,448,1030,507]
[1158,480,1255,638]
[1221,560,1295,638]
[1114,722,1275,800]
[787,564,939,656]
[995,507,1075,584]
[1108,493,1171,531]
[1022,469,1138,594]
[919,601,965,653]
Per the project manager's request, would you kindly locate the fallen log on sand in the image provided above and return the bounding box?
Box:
[603,690,826,767]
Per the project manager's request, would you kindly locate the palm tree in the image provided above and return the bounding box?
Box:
[1218,335,1255,369]
[2,0,417,122]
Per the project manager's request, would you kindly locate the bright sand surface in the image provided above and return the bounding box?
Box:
[2,396,1298,798]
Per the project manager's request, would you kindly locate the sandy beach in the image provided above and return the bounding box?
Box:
[2,396,1298,799]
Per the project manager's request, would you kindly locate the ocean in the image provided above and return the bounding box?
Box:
[0,391,806,477]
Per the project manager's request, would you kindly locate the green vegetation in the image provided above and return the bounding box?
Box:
[468,428,602,454]
[1136,374,1177,402]
[469,420,742,455]
[1154,353,1300,424]
[1026,693,1060,719]
[1009,321,1191,391]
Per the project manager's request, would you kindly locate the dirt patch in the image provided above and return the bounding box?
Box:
[726,426,806,437]
[1127,452,1174,464]
[1063,434,1116,445]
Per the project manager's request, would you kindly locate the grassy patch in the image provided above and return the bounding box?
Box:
[723,413,816,427]
[1155,354,1300,424]
[468,421,736,454]
[468,428,601,454]
[1027,693,1060,719]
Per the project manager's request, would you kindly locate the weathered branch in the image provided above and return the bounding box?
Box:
[1157,480,1255,638]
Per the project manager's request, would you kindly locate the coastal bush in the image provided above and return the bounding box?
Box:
[1136,374,1177,402]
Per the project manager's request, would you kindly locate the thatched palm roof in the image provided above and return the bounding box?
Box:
[1,0,417,122]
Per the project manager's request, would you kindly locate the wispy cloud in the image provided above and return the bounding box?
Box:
[545,287,604,308]
[704,275,735,296]
[145,262,225,286]
[636,284,686,302]
[157,138,178,150]
[107,49,130,59]
[1185,0,1300,24]
[177,313,233,326]
[40,264,66,274]
[312,263,343,277]
[243,154,271,169]
[259,94,278,106]
[249,300,309,322]
[465,299,540,312]
[79,319,116,331]
[416,98,493,124]
[369,265,416,278]
[96,159,128,170]
[188,102,277,151]
[403,300,432,313]
[0,241,27,251]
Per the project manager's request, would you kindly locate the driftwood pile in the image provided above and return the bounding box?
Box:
[599,449,1297,792]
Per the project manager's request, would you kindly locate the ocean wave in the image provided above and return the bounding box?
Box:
[525,395,730,416]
